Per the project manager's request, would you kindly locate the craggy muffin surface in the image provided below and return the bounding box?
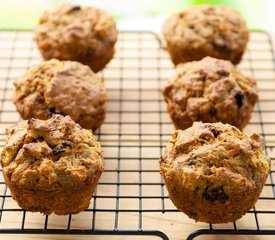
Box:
[0,115,104,215]
[162,57,258,130]
[163,5,249,65]
[14,59,106,131]
[160,122,270,223]
[35,4,117,72]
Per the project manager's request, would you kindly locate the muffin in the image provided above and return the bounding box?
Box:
[35,4,117,72]
[163,5,249,65]
[13,59,106,131]
[160,122,270,223]
[0,115,104,215]
[162,57,258,130]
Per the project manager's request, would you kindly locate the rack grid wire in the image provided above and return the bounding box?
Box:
[0,30,275,240]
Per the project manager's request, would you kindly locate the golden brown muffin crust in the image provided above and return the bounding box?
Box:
[0,115,104,215]
[162,57,258,130]
[160,122,270,223]
[163,5,249,65]
[14,59,106,131]
[35,4,117,72]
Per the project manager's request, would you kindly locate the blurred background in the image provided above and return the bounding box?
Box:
[0,0,274,33]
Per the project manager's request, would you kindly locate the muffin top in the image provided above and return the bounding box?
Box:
[160,122,270,198]
[162,57,258,130]
[163,5,249,63]
[14,59,106,130]
[35,4,117,60]
[0,115,103,190]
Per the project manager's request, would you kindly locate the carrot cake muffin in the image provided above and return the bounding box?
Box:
[35,4,118,72]
[0,115,104,215]
[162,57,258,130]
[14,59,106,131]
[163,5,249,65]
[160,122,270,223]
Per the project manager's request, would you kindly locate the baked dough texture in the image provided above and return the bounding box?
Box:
[0,115,104,215]
[35,4,117,72]
[160,122,270,223]
[14,59,106,131]
[163,5,249,65]
[162,57,258,130]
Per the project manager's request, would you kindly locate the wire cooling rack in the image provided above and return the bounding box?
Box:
[0,30,275,240]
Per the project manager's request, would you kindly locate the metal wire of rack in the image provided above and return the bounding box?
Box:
[0,30,275,240]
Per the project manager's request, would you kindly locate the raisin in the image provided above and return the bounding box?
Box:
[213,131,219,138]
[234,91,244,108]
[211,40,228,52]
[53,141,73,154]
[203,186,228,201]
[209,107,217,117]
[217,69,229,76]
[37,136,45,141]
[85,48,94,56]
[203,124,220,138]
[186,154,196,166]
[46,108,65,116]
[208,126,219,138]
[187,158,196,166]
[69,5,81,12]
